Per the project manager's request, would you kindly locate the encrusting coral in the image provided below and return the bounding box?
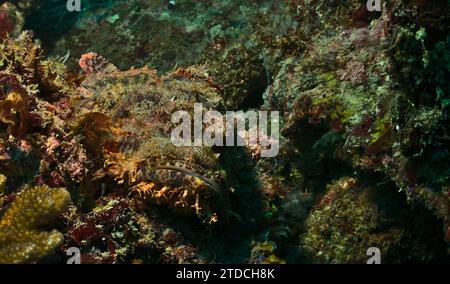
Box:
[0,185,72,264]
[300,177,448,263]
[0,31,89,191]
[263,0,450,256]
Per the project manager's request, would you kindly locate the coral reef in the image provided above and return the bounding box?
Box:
[206,43,267,109]
[300,177,446,263]
[0,185,71,264]
[0,31,84,191]
[0,0,448,264]
[63,194,204,264]
[264,0,450,259]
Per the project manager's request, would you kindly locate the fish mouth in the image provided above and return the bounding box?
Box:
[154,164,222,195]
[137,158,223,196]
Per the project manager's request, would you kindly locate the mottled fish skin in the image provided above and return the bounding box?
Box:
[137,159,223,196]
[134,158,230,221]
[154,165,222,195]
[77,64,227,220]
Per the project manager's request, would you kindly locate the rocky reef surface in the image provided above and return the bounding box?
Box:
[0,0,448,263]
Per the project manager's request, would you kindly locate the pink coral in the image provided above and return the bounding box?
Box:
[44,135,61,156]
[79,52,113,74]
[19,140,32,154]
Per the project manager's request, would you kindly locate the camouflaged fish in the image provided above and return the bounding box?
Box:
[75,53,228,223]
